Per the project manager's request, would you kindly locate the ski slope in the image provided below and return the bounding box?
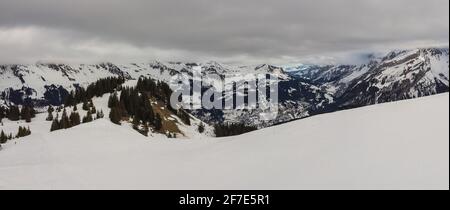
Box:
[0,94,448,190]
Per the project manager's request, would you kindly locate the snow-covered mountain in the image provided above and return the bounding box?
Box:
[0,63,131,106]
[1,93,447,190]
[0,59,314,128]
[1,47,448,128]
[286,48,449,109]
[0,61,289,104]
[289,48,449,99]
[337,48,449,107]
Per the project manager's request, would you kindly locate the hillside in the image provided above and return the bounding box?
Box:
[0,93,448,190]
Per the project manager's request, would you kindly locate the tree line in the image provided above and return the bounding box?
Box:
[108,86,162,136]
[49,101,104,132]
[64,77,125,107]
[0,105,36,123]
[0,126,32,146]
[110,76,256,137]
[47,77,117,132]
[108,77,192,136]
[136,77,192,126]
[1,77,122,124]
[214,123,257,137]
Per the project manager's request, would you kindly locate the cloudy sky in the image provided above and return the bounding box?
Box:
[0,0,448,65]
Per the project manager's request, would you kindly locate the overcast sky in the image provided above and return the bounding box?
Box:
[0,0,448,65]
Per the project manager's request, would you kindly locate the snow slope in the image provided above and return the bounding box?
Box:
[0,94,448,190]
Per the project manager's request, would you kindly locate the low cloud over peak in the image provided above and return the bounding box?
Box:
[0,0,448,65]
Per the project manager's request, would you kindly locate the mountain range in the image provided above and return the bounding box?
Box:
[1,47,448,128]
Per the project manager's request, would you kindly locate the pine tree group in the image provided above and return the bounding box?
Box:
[109,105,122,125]
[60,109,71,129]
[70,112,81,126]
[51,117,60,132]
[82,112,93,123]
[96,110,104,119]
[214,123,257,137]
[0,130,13,145]
[64,77,125,107]
[50,101,98,132]
[1,105,36,122]
[16,126,31,138]
[21,106,36,123]
[198,123,205,134]
[107,76,196,137]
[154,114,163,131]
[108,85,157,128]
[6,106,20,121]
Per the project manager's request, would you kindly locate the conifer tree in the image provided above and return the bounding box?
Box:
[7,106,20,121]
[21,106,32,123]
[109,107,122,125]
[108,92,120,108]
[0,130,7,144]
[15,127,22,138]
[154,114,163,131]
[82,112,93,123]
[213,123,257,137]
[96,110,104,119]
[198,123,205,134]
[70,112,81,126]
[46,106,54,121]
[90,105,97,114]
[65,91,75,107]
[30,106,36,118]
[141,123,149,137]
[60,109,71,129]
[82,100,90,111]
[25,127,31,136]
[89,99,94,105]
[16,126,30,138]
[139,93,155,125]
[50,118,60,132]
[119,101,129,118]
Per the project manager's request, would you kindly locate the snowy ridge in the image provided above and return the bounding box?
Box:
[0,93,448,190]
[0,89,214,139]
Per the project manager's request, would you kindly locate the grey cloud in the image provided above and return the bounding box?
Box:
[0,0,448,64]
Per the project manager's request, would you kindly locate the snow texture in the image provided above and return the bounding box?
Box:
[0,93,448,190]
